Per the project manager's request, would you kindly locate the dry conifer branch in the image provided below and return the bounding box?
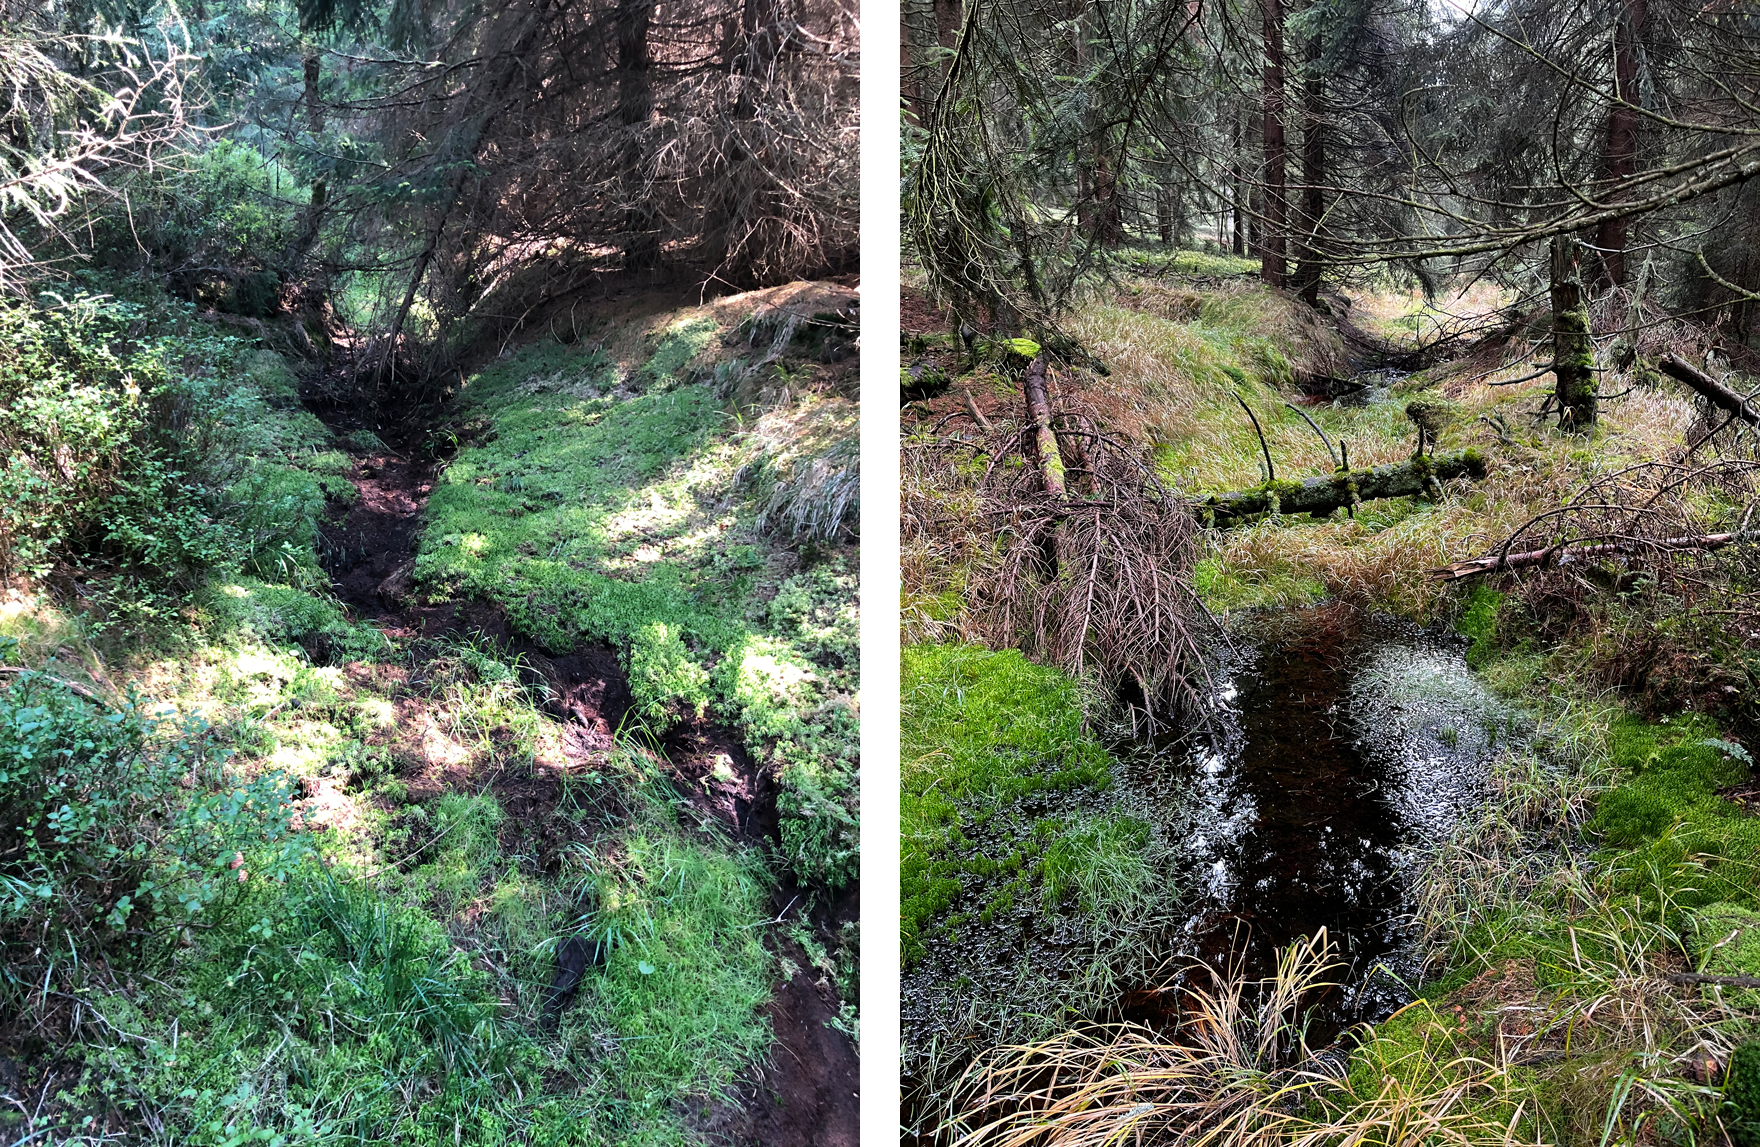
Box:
[905,386,1215,724]
[0,666,115,709]
[1665,972,1760,990]
[1432,532,1746,581]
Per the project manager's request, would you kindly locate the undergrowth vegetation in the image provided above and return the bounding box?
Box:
[1,277,859,1144]
[902,252,1760,1144]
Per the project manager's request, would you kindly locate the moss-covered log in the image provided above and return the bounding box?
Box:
[1199,449,1489,527]
[1021,354,1066,496]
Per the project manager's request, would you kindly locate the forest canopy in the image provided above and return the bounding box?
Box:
[903,0,1760,344]
[6,0,858,388]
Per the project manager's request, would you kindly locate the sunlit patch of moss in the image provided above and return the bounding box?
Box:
[637,316,719,390]
[202,577,388,663]
[420,338,858,888]
[901,643,1113,961]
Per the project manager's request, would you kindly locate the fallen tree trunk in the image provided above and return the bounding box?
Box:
[1658,353,1760,427]
[1021,354,1066,496]
[1199,449,1488,527]
[1431,531,1743,581]
[1667,971,1760,990]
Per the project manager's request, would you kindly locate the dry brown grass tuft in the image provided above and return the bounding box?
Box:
[945,931,1546,1147]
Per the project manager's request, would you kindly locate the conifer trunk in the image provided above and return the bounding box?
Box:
[618,0,659,271]
[1596,0,1645,287]
[1293,9,1324,305]
[1551,235,1597,428]
[1260,0,1287,289]
[1230,109,1247,256]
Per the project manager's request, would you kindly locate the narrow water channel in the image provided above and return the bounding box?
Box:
[1126,603,1521,1036]
[903,603,1525,1077]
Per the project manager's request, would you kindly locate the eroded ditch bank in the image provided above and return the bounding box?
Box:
[305,396,859,1147]
[904,603,1527,1133]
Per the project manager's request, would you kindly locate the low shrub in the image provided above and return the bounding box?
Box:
[0,670,312,954]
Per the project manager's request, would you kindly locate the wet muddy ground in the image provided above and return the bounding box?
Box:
[904,603,1525,1112]
[308,402,858,1147]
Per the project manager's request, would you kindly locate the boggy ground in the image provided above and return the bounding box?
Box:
[311,404,859,1146]
[901,251,1760,1144]
[0,279,859,1147]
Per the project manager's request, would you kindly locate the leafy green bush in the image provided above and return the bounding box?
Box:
[0,293,242,585]
[97,140,304,315]
[0,671,312,945]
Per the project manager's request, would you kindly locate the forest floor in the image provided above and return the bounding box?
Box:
[309,391,861,1147]
[0,277,860,1146]
[900,249,1760,1144]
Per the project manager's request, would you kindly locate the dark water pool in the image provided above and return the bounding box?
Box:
[901,604,1525,1132]
[1121,604,1520,1036]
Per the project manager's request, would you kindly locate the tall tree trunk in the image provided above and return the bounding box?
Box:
[1157,184,1174,244]
[618,0,659,271]
[1293,12,1324,306]
[1093,149,1122,245]
[1246,107,1261,257]
[933,0,963,61]
[283,178,328,275]
[1551,235,1597,428]
[1260,0,1287,289]
[1596,0,1645,287]
[900,0,933,123]
[1230,110,1246,256]
[1072,1,1106,242]
[303,51,324,133]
